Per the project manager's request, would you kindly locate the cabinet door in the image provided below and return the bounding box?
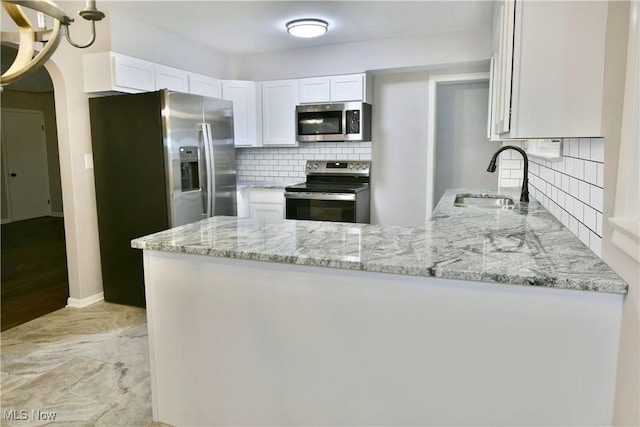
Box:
[494,0,515,135]
[236,189,249,218]
[299,77,331,103]
[487,56,499,141]
[112,53,156,92]
[155,64,189,92]
[250,203,284,219]
[262,80,299,146]
[509,0,607,138]
[222,80,259,147]
[331,74,365,102]
[189,73,222,98]
[249,189,285,219]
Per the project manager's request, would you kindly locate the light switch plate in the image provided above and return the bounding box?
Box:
[85,153,94,169]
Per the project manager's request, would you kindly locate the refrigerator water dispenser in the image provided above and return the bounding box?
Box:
[180,146,200,192]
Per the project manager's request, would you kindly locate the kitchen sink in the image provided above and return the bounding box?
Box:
[454,194,516,209]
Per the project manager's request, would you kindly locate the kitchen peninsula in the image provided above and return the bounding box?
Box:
[132,189,627,426]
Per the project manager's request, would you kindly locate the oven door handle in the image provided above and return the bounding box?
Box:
[285,192,356,202]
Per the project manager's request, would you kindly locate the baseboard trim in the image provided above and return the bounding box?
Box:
[1,214,64,223]
[67,292,104,308]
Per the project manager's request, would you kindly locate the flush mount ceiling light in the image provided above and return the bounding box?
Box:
[286,19,328,38]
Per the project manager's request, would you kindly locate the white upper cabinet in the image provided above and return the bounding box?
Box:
[222,80,261,147]
[84,52,219,96]
[490,0,608,139]
[299,77,331,103]
[83,52,155,93]
[188,73,222,98]
[490,0,515,138]
[155,64,189,92]
[299,73,367,103]
[262,80,300,147]
[331,74,365,102]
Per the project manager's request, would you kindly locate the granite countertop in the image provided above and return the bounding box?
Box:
[131,188,628,295]
[236,180,301,190]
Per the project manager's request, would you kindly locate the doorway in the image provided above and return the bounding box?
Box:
[2,109,51,221]
[426,73,501,218]
[1,45,68,331]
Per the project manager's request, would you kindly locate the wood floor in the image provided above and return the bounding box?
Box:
[1,216,69,331]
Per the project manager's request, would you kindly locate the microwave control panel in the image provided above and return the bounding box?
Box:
[346,110,360,134]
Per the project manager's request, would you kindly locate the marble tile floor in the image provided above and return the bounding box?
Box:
[0,301,168,426]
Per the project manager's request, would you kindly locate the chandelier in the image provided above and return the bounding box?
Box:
[1,0,105,86]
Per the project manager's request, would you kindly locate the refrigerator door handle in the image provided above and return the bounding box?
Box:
[199,123,214,218]
[202,122,215,217]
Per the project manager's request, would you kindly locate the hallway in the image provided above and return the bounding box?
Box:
[1,216,69,331]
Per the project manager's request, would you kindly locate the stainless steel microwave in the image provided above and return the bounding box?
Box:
[296,102,372,142]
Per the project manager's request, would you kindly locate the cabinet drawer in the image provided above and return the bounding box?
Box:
[250,189,284,204]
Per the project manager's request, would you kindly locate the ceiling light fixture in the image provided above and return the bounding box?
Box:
[286,19,328,38]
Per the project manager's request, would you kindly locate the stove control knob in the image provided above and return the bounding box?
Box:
[349,163,354,169]
[355,163,361,169]
[313,163,319,169]
[362,163,368,170]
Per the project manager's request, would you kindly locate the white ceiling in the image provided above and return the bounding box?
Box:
[102,1,495,56]
[2,1,495,91]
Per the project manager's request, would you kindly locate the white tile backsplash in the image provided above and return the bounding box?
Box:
[510,137,606,257]
[239,137,604,257]
[236,141,372,182]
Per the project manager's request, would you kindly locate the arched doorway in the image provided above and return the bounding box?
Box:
[1,44,69,330]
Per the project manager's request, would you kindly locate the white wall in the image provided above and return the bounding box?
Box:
[434,80,498,204]
[41,0,114,304]
[370,72,430,226]
[232,27,491,81]
[600,2,640,425]
[370,68,490,226]
[106,9,232,78]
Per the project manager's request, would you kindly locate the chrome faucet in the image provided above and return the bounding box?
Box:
[487,145,529,202]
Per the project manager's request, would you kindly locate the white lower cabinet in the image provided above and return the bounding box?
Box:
[237,188,284,219]
[250,202,284,219]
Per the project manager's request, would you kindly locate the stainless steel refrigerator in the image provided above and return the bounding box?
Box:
[89,89,237,307]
